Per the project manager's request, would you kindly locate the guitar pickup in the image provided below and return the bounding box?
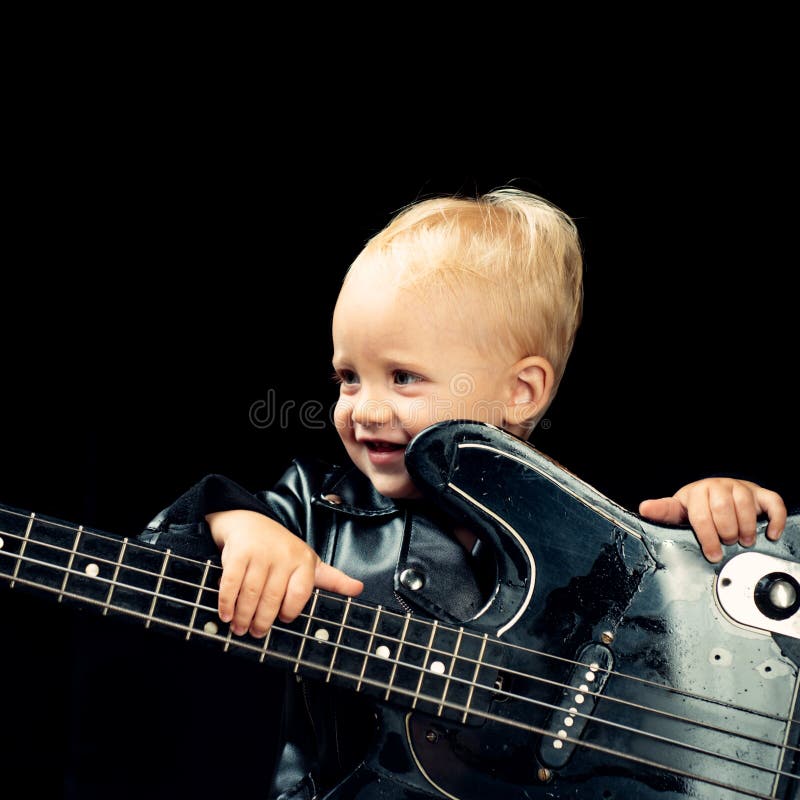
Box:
[538,642,613,769]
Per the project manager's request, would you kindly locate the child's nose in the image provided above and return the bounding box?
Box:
[352,395,395,427]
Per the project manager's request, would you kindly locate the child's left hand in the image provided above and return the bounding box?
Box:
[639,478,786,563]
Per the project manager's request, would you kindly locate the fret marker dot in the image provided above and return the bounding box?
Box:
[558,730,568,739]
[430,660,445,674]
[579,684,589,692]
[590,662,599,671]
[204,621,219,635]
[569,707,578,715]
[375,645,391,659]
[584,671,595,682]
[564,717,574,727]
[314,628,330,641]
[553,740,563,750]
[84,563,100,577]
[0,537,4,549]
[575,693,585,704]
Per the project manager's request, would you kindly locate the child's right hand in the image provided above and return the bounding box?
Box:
[205,509,363,638]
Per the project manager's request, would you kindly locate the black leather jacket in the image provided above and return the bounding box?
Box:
[140,458,494,800]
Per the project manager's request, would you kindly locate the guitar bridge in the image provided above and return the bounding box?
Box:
[537,642,613,769]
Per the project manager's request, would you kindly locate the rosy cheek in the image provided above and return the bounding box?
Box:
[404,397,436,429]
[333,397,354,436]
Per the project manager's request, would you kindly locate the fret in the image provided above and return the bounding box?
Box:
[293,590,320,672]
[436,626,463,716]
[158,552,218,634]
[9,512,35,588]
[145,549,171,628]
[85,539,165,622]
[461,633,489,723]
[411,620,439,710]
[258,626,273,663]
[1,503,506,731]
[64,530,141,606]
[356,605,383,692]
[186,560,212,640]
[58,525,83,603]
[2,502,503,727]
[325,596,352,682]
[102,537,127,615]
[384,612,411,701]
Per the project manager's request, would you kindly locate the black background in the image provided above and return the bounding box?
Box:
[2,164,797,798]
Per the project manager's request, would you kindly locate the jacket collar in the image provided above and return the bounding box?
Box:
[313,464,399,517]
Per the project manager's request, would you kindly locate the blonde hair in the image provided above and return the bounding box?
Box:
[344,187,584,393]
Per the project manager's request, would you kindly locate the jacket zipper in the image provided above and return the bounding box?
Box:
[394,590,414,614]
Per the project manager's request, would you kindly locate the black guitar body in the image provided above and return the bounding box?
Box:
[330,421,799,800]
[1,421,798,799]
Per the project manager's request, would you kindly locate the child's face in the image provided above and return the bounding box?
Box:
[332,268,514,499]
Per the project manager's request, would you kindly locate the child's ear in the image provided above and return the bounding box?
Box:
[504,356,555,433]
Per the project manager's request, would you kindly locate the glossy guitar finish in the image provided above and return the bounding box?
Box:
[1,420,798,799]
[377,420,799,800]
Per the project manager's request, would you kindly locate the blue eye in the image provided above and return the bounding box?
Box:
[394,370,422,386]
[334,369,359,385]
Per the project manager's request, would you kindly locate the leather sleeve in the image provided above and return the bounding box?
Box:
[134,459,380,799]
[136,473,281,559]
[253,460,331,541]
[137,460,332,556]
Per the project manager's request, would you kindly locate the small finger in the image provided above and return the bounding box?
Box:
[231,562,268,635]
[638,497,688,525]
[278,565,316,623]
[249,570,291,638]
[314,561,364,596]
[217,553,248,624]
[730,484,757,547]
[756,487,787,541]
[685,488,723,563]
[707,485,740,545]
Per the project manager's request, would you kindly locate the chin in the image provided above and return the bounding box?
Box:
[370,475,421,500]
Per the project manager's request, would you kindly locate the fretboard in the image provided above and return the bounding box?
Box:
[0,504,500,723]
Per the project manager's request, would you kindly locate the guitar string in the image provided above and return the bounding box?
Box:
[1,518,796,733]
[25,519,800,727]
[2,513,794,728]
[1,569,794,800]
[313,591,800,728]
[3,538,796,768]
[1,523,798,754]
[2,549,799,784]
[309,591,800,754]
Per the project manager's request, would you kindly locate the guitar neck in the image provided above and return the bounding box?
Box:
[0,503,499,723]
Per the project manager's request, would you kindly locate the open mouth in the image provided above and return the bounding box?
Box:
[364,441,405,453]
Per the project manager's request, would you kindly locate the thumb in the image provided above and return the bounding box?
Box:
[314,561,364,597]
[639,497,688,524]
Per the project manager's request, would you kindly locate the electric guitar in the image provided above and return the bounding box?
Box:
[1,420,798,799]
